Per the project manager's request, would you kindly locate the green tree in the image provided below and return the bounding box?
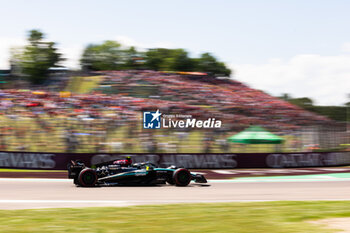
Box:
[144,48,231,74]
[279,94,348,121]
[81,41,147,71]
[144,48,174,71]
[195,53,231,77]
[280,93,291,101]
[11,30,63,84]
[170,49,194,71]
[81,42,232,76]
[81,40,124,71]
[81,42,146,71]
[288,97,314,108]
[122,46,145,70]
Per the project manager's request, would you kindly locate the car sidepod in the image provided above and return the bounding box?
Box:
[98,169,158,185]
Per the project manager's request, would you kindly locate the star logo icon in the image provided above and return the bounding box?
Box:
[143,110,162,129]
[150,109,162,122]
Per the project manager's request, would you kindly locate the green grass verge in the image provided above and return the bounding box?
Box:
[1,201,350,232]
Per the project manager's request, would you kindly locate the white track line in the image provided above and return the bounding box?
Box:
[282,169,313,173]
[318,168,349,171]
[212,170,236,174]
[234,170,261,173]
[3,199,350,205]
[265,170,293,173]
[193,172,206,175]
[0,200,128,204]
[228,179,350,183]
[0,200,269,203]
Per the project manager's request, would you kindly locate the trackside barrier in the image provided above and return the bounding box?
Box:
[0,151,350,170]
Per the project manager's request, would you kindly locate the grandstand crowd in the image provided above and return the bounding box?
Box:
[0,70,333,153]
[100,70,331,129]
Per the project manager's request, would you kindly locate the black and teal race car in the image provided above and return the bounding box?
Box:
[67,160,207,187]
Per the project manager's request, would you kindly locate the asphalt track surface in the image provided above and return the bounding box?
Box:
[2,178,350,209]
[3,167,350,179]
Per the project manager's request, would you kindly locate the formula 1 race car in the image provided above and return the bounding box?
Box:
[67,159,207,187]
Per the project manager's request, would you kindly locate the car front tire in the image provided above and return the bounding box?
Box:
[173,168,191,186]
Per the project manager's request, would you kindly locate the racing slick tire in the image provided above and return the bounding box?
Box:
[173,168,191,186]
[78,168,98,187]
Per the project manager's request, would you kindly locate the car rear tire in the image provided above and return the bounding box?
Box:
[78,168,97,187]
[173,168,191,186]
